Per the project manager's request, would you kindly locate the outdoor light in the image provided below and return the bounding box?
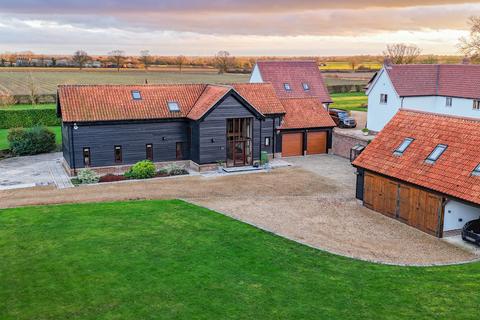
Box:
[73,123,78,130]
[162,137,166,141]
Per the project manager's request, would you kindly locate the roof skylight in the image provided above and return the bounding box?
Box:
[426,144,447,163]
[132,90,141,100]
[394,138,414,156]
[167,101,180,112]
[283,83,291,91]
[473,164,480,176]
[302,83,310,91]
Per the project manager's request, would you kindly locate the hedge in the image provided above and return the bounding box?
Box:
[0,108,60,129]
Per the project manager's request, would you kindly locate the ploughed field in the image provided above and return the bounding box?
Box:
[1,199,480,319]
[0,69,370,96]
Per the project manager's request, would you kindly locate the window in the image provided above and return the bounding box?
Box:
[473,164,480,176]
[394,138,414,155]
[146,144,153,161]
[283,83,291,91]
[380,94,388,104]
[265,137,271,147]
[474,100,480,110]
[446,97,452,107]
[176,142,184,160]
[302,83,310,91]
[168,101,180,112]
[114,145,122,163]
[83,147,91,167]
[426,144,447,163]
[132,90,141,100]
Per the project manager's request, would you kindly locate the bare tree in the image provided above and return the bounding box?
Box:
[176,55,187,73]
[421,55,439,64]
[383,43,422,64]
[72,50,90,70]
[109,50,126,72]
[27,73,39,105]
[459,16,480,63]
[139,50,152,70]
[214,50,235,74]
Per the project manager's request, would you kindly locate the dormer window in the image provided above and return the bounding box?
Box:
[474,100,480,110]
[283,83,291,91]
[446,97,452,107]
[380,94,388,104]
[394,138,414,156]
[473,164,480,176]
[426,144,447,163]
[302,83,310,91]
[132,90,141,100]
[167,101,180,112]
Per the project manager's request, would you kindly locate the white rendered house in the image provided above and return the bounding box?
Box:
[366,63,480,132]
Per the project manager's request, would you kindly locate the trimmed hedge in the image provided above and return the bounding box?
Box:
[0,108,60,129]
[7,126,57,156]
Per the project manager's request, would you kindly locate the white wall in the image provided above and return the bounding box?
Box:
[366,70,401,132]
[249,65,263,83]
[444,200,480,231]
[403,96,480,119]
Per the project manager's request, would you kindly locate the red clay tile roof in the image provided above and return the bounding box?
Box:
[385,64,480,99]
[353,110,480,205]
[58,83,285,122]
[279,98,336,129]
[255,61,332,103]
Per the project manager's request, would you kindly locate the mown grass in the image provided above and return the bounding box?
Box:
[331,92,368,112]
[1,199,480,319]
[1,103,56,110]
[0,126,61,150]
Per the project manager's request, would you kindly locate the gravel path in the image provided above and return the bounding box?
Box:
[0,155,476,265]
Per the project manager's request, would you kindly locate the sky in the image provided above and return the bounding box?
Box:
[0,0,477,56]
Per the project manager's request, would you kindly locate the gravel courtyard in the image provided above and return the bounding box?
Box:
[0,154,476,265]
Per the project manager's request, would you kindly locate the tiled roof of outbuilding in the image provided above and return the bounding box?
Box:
[279,98,336,129]
[353,110,480,205]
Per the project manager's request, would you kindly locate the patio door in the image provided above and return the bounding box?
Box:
[227,118,252,167]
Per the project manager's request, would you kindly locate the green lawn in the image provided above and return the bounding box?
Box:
[331,92,368,112]
[1,103,56,110]
[1,200,479,319]
[0,126,61,151]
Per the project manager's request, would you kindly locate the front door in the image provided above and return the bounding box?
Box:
[227,118,252,167]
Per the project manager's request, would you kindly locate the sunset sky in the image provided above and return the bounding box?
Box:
[0,0,477,56]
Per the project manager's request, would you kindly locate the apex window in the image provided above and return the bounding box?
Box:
[474,100,480,110]
[446,97,452,107]
[380,94,388,104]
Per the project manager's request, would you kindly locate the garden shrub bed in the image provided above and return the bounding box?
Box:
[0,108,60,129]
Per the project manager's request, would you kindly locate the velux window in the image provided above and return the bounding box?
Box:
[426,144,447,163]
[168,101,180,112]
[302,83,310,91]
[132,90,141,100]
[472,164,480,176]
[283,83,291,91]
[394,138,414,156]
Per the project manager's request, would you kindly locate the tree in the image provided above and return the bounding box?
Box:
[72,50,90,70]
[27,72,39,105]
[139,50,152,70]
[383,43,422,64]
[459,16,480,63]
[109,50,126,72]
[214,50,235,74]
[421,55,439,64]
[176,55,187,73]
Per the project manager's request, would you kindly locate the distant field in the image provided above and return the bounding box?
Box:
[0,70,250,96]
[320,62,382,71]
[331,92,368,112]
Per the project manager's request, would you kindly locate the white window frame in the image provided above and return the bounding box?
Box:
[167,101,180,112]
[380,94,388,104]
[264,137,271,146]
[426,144,447,163]
[446,97,452,107]
[394,138,414,155]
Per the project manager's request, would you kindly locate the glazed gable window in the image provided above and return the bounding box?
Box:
[380,94,388,104]
[474,100,480,110]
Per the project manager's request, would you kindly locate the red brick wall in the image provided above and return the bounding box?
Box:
[332,131,370,159]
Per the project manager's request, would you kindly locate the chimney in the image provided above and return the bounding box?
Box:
[462,56,471,65]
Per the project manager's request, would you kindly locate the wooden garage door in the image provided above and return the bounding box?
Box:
[307,132,327,155]
[282,133,303,157]
[363,172,443,236]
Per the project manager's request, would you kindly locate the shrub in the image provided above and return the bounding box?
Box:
[7,126,56,156]
[125,160,156,179]
[76,168,100,184]
[0,108,60,129]
[165,164,189,176]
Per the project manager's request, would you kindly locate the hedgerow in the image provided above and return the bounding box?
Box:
[0,109,60,129]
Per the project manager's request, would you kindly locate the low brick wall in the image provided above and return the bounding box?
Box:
[332,129,372,159]
[64,160,192,176]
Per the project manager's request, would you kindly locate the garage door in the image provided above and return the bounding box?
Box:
[364,172,443,236]
[306,132,327,155]
[282,133,303,157]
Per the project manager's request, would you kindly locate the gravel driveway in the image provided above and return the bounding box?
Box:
[0,154,475,265]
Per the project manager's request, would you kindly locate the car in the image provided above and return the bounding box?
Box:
[329,109,357,128]
[462,219,480,246]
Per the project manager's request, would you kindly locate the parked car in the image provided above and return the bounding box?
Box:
[329,109,357,128]
[462,219,480,246]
